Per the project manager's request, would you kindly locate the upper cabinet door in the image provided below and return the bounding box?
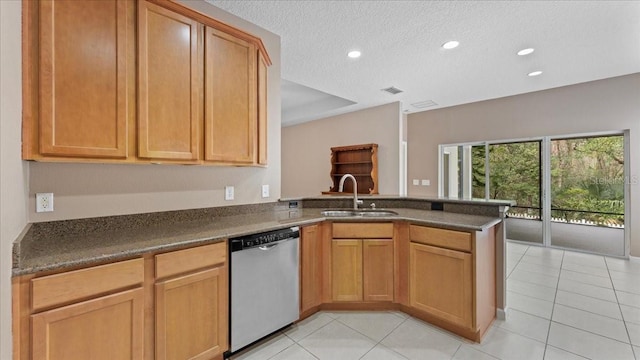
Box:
[138,1,201,161]
[204,28,257,164]
[257,51,268,165]
[38,0,130,159]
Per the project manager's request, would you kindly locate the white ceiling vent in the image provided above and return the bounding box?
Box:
[381,86,404,95]
[411,100,438,109]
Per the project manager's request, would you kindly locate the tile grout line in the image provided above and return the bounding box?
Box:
[286,314,336,344]
[491,246,552,356]
[542,248,564,360]
[286,314,340,359]
[321,312,411,360]
[353,312,411,360]
[265,339,320,360]
[540,253,635,358]
[506,249,526,278]
[508,245,625,359]
[606,257,638,359]
[548,320,634,346]
[506,245,530,280]
[552,300,625,322]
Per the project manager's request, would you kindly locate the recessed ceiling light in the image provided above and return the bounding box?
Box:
[442,41,459,50]
[528,71,543,77]
[517,48,535,56]
[347,50,361,58]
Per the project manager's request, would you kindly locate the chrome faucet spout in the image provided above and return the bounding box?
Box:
[338,174,364,209]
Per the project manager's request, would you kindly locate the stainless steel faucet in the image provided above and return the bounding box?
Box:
[338,174,364,209]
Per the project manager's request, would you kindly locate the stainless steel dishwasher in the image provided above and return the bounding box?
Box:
[229,226,300,354]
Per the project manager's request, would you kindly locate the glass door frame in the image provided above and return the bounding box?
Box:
[438,130,630,257]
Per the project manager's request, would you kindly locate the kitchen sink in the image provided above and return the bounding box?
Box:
[321,209,398,217]
[321,210,358,217]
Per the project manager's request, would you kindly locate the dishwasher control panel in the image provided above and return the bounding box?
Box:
[230,226,300,252]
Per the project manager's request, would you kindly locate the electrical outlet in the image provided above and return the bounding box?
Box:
[36,193,54,212]
[421,179,430,186]
[225,186,234,201]
[261,184,270,198]
[412,179,420,186]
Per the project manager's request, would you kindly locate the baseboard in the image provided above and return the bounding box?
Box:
[630,255,640,263]
[496,307,508,320]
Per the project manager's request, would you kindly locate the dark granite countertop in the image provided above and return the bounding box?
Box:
[281,195,516,207]
[13,207,502,276]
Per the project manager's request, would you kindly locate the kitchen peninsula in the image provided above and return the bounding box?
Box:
[12,196,512,359]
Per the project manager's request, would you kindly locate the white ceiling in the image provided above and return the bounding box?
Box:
[207,0,640,126]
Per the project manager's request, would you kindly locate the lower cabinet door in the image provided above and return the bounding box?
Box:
[363,239,394,301]
[301,224,322,313]
[409,242,473,328]
[331,239,363,302]
[31,288,144,360]
[155,266,228,360]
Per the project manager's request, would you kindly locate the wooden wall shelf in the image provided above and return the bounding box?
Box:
[324,143,378,195]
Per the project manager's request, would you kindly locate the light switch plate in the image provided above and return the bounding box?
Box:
[261,184,270,198]
[225,186,234,201]
[412,179,420,186]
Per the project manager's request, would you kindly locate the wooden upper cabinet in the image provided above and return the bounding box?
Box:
[204,28,257,164]
[257,51,268,165]
[137,1,201,161]
[23,0,270,165]
[35,0,132,159]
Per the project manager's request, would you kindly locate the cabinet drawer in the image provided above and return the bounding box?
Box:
[410,225,472,252]
[31,258,144,311]
[155,241,226,279]
[333,223,393,239]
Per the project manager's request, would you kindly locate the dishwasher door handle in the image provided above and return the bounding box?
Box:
[258,243,278,251]
[257,237,297,251]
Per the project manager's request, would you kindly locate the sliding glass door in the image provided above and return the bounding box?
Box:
[549,136,625,255]
[441,144,484,199]
[488,141,543,245]
[440,132,627,257]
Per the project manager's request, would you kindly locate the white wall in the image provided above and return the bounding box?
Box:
[28,1,282,222]
[0,1,29,358]
[281,102,402,197]
[407,74,640,256]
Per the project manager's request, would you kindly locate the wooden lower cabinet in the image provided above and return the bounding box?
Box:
[14,243,229,360]
[406,224,496,341]
[156,267,227,360]
[155,242,228,360]
[331,239,363,302]
[300,225,322,314]
[409,242,472,328]
[331,238,394,302]
[363,239,394,301]
[31,288,144,360]
[17,258,146,360]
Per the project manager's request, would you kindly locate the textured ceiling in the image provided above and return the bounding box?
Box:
[206,0,640,126]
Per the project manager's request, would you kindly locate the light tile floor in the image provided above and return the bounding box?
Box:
[231,241,640,360]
